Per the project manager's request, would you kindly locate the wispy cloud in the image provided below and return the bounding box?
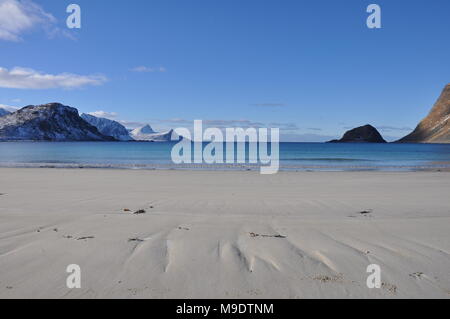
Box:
[0,66,107,89]
[154,118,304,136]
[268,122,299,131]
[202,119,266,128]
[0,0,71,42]
[158,118,267,129]
[130,66,167,73]
[377,126,413,132]
[117,120,147,129]
[87,111,118,119]
[250,103,286,107]
[280,133,336,143]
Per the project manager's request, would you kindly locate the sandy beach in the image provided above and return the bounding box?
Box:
[0,168,449,299]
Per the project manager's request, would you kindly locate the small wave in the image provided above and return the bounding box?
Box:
[0,162,449,172]
[282,158,374,162]
[27,160,78,164]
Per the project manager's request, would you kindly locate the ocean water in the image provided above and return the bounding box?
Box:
[0,142,449,171]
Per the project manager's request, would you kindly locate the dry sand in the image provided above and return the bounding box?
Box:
[0,168,449,299]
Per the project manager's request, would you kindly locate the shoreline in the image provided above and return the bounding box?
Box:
[0,163,450,172]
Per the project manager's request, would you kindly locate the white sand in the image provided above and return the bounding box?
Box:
[0,168,449,299]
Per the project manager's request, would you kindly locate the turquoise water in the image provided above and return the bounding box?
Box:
[0,142,449,171]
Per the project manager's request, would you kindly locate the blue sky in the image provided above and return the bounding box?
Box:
[0,0,449,141]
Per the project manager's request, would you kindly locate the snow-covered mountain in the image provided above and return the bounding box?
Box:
[0,103,115,141]
[81,113,133,141]
[0,109,10,117]
[0,105,17,117]
[131,125,174,142]
[131,124,155,135]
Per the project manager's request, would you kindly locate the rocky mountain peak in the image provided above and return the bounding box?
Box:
[0,103,115,141]
[397,84,450,143]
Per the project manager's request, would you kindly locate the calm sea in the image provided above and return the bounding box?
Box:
[0,142,449,171]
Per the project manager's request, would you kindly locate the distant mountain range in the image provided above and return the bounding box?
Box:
[0,103,174,142]
[130,124,174,142]
[0,84,449,143]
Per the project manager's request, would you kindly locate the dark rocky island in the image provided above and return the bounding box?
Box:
[328,125,387,143]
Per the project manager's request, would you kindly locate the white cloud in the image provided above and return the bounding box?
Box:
[0,0,57,41]
[131,66,166,73]
[0,66,107,89]
[0,103,18,111]
[88,111,118,119]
